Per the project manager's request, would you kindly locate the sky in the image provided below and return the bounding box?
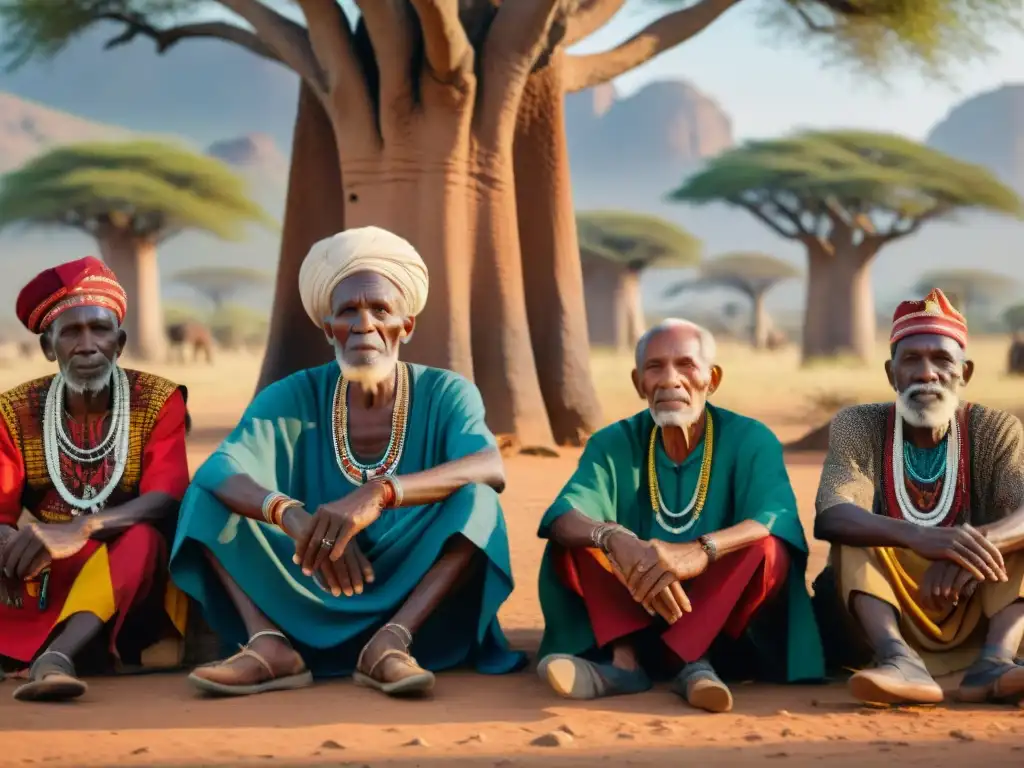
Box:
[571,1,1024,141]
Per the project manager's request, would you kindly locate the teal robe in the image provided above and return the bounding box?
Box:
[536,405,824,683]
[170,362,525,678]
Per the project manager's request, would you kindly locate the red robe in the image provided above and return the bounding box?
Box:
[0,370,189,665]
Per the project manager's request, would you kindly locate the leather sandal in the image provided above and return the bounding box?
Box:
[957,650,1024,704]
[188,629,313,697]
[849,639,944,705]
[353,622,435,696]
[13,650,87,702]
[539,654,652,700]
[671,659,733,713]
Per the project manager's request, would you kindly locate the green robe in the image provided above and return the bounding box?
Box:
[536,404,824,682]
[170,362,525,678]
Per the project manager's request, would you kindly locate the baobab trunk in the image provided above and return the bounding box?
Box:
[470,142,556,451]
[514,53,603,445]
[256,82,343,393]
[801,244,835,363]
[621,270,645,349]
[827,248,878,363]
[751,290,769,349]
[97,230,165,363]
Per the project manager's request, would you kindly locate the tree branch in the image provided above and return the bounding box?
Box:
[216,0,324,91]
[565,0,625,46]
[732,194,802,240]
[409,0,473,83]
[883,204,952,242]
[564,0,742,93]
[97,13,281,63]
[352,0,417,110]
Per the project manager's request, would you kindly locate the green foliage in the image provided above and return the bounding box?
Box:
[669,130,1023,227]
[162,301,208,326]
[665,251,801,299]
[577,210,701,272]
[210,302,269,334]
[0,140,277,241]
[1004,303,1024,331]
[757,0,1023,78]
[0,1,194,70]
[172,266,273,307]
[913,268,1018,311]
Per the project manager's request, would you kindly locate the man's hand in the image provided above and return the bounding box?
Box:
[919,560,978,612]
[0,525,57,581]
[316,540,375,597]
[294,482,386,576]
[907,524,1006,583]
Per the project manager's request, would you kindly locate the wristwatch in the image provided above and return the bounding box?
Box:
[697,534,718,563]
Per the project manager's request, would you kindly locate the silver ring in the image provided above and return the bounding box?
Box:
[320,537,335,549]
[636,563,648,573]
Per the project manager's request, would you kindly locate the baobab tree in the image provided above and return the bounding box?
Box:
[669,131,1022,364]
[912,267,1018,323]
[577,210,700,351]
[0,140,274,361]
[172,265,273,311]
[665,252,800,349]
[5,1,1021,447]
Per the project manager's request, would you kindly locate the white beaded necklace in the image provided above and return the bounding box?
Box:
[891,414,959,527]
[43,367,131,515]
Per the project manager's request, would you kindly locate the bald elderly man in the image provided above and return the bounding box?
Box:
[536,319,823,711]
[170,226,525,698]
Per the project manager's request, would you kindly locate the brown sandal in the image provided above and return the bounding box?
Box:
[353,622,435,696]
[188,630,313,697]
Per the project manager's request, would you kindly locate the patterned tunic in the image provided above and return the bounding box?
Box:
[815,402,1024,525]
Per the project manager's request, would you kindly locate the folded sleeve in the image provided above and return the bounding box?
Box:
[814,407,879,515]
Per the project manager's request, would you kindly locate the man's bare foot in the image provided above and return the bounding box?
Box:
[354,623,434,696]
[188,629,312,697]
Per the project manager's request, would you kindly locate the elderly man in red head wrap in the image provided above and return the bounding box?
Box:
[813,288,1024,706]
[0,257,190,703]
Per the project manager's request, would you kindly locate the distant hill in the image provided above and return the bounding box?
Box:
[926,84,1024,191]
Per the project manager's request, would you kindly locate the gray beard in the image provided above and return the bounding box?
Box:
[61,360,117,395]
[650,404,701,430]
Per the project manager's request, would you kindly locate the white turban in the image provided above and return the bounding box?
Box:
[297,226,429,326]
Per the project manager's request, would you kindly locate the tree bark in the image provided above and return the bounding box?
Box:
[256,81,343,393]
[97,229,166,363]
[514,53,603,446]
[801,242,877,363]
[622,269,645,349]
[751,289,769,349]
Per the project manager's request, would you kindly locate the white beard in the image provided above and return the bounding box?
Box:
[61,359,117,395]
[334,343,395,389]
[895,382,961,429]
[650,404,701,430]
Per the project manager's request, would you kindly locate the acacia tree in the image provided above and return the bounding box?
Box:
[577,210,700,350]
[1006,303,1024,333]
[5,1,1021,446]
[172,265,273,311]
[665,252,800,349]
[913,267,1018,322]
[669,131,1022,363]
[0,140,274,361]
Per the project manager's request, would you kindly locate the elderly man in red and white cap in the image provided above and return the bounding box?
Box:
[0,257,190,703]
[813,288,1024,706]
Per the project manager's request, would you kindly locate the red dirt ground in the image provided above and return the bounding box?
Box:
[3,452,1023,767]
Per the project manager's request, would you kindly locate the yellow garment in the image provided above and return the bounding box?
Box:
[836,545,1024,676]
[297,226,429,324]
[57,544,116,624]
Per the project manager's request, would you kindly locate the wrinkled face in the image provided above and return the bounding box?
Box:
[632,327,721,430]
[41,306,125,394]
[323,271,415,388]
[885,333,973,429]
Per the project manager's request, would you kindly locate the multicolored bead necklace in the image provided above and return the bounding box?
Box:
[647,409,714,535]
[332,363,410,485]
[891,413,959,526]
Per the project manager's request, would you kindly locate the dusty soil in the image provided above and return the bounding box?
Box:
[3,450,1024,767]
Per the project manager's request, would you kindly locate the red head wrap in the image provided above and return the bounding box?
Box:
[890,288,967,349]
[16,256,127,335]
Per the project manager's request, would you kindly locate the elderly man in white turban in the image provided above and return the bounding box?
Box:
[170,226,525,698]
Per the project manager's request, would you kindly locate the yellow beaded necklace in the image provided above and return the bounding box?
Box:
[646,408,714,535]
[332,362,410,485]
